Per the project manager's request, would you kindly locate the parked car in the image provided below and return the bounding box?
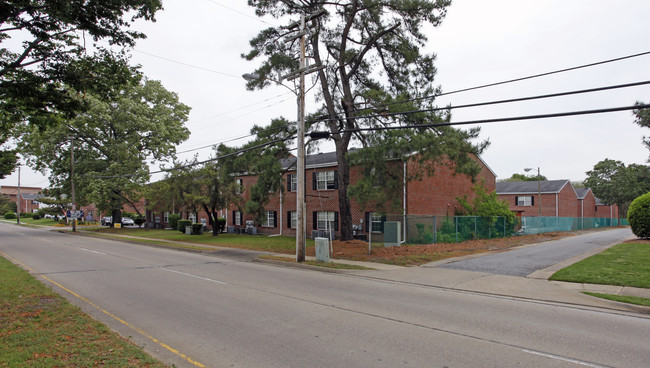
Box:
[121,217,135,226]
[101,216,112,226]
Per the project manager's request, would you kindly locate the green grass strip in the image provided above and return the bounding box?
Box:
[0,255,166,367]
[550,243,650,288]
[583,292,650,307]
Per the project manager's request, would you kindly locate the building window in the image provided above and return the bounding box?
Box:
[164,211,169,224]
[314,171,336,190]
[287,174,297,192]
[371,213,384,232]
[234,211,242,226]
[316,211,336,230]
[516,196,534,206]
[263,211,277,227]
[288,211,297,229]
[235,178,243,194]
[188,212,197,223]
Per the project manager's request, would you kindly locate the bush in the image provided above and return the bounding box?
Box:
[134,216,145,228]
[21,212,33,218]
[32,214,41,220]
[191,223,203,235]
[628,192,650,238]
[177,219,192,232]
[4,212,16,219]
[168,213,180,230]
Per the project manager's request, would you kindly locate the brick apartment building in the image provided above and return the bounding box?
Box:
[496,180,619,220]
[229,151,496,238]
[0,186,42,213]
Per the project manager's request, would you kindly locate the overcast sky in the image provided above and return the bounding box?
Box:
[3,0,650,189]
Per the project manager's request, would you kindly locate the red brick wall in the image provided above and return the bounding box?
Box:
[231,154,496,237]
[577,190,596,218]
[557,184,578,217]
[499,182,579,217]
[406,156,496,216]
[596,204,619,219]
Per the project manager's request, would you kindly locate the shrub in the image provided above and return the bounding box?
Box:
[32,214,41,220]
[191,223,203,235]
[21,212,34,218]
[4,212,16,219]
[177,219,192,232]
[628,192,650,238]
[168,213,180,230]
[134,216,145,228]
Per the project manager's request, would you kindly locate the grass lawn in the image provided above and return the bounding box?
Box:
[549,243,650,288]
[583,292,650,307]
[0,255,166,367]
[90,227,315,254]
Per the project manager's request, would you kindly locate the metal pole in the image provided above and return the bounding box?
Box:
[71,138,76,232]
[16,165,21,224]
[537,167,542,216]
[295,14,306,262]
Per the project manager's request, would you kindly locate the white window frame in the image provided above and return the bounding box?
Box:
[316,171,335,191]
[317,211,335,230]
[289,174,297,192]
[235,178,243,194]
[164,211,169,224]
[188,212,197,223]
[371,213,383,233]
[235,211,242,226]
[263,211,275,227]
[517,196,533,207]
[290,211,297,229]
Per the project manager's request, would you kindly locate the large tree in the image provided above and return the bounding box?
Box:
[244,0,487,240]
[19,78,190,225]
[584,159,650,216]
[0,0,163,175]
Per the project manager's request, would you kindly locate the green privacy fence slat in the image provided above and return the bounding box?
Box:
[384,215,625,244]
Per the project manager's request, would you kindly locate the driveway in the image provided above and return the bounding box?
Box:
[435,227,634,276]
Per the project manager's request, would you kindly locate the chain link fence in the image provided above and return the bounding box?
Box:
[367,214,625,245]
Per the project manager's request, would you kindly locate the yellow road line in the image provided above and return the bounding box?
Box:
[0,250,207,368]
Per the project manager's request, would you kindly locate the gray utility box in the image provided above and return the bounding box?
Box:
[315,237,330,262]
[185,226,192,235]
[384,221,401,247]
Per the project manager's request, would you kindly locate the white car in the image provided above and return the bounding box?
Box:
[121,217,135,226]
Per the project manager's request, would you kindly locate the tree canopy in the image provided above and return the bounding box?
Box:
[584,159,650,216]
[19,78,190,224]
[244,0,487,239]
[500,173,549,182]
[0,0,162,176]
[634,102,650,160]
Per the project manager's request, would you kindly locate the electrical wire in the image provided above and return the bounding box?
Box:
[316,80,650,124]
[133,49,242,78]
[340,50,650,117]
[87,103,650,179]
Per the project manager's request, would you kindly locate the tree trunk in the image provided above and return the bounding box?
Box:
[111,208,122,228]
[202,204,220,236]
[335,142,354,241]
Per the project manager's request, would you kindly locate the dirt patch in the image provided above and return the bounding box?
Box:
[307,230,609,266]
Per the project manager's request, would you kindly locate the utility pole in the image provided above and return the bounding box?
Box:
[71,138,76,232]
[16,164,20,224]
[295,13,306,262]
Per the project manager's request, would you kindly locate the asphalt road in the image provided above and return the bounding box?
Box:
[1,223,648,368]
[438,227,634,276]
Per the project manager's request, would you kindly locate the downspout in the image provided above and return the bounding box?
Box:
[555,193,559,217]
[279,190,283,236]
[402,160,407,243]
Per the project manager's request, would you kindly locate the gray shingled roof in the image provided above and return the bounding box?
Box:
[574,187,591,199]
[21,193,42,200]
[496,180,570,194]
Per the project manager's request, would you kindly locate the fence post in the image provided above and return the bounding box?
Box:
[455,216,458,243]
[433,216,437,244]
[474,217,477,240]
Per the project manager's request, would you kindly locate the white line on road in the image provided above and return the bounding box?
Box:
[79,248,107,255]
[522,349,611,368]
[161,268,227,285]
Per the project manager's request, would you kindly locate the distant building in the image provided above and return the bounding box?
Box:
[0,186,42,213]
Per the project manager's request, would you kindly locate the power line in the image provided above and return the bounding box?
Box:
[204,0,276,26]
[331,104,650,135]
[344,50,650,117]
[317,80,650,124]
[133,49,241,78]
[89,103,650,179]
